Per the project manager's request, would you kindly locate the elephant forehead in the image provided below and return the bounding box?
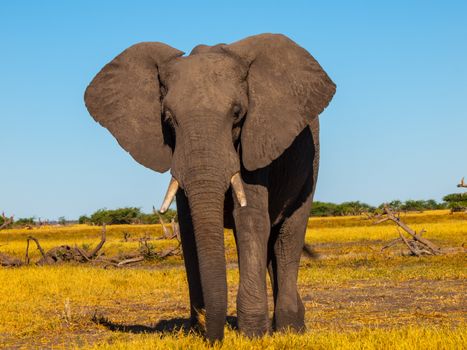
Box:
[162,54,247,113]
[164,53,244,86]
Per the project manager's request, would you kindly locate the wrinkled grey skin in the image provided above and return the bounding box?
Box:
[84,33,335,342]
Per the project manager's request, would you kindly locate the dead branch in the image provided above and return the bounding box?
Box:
[87,224,106,258]
[381,205,441,254]
[373,216,390,225]
[24,227,107,265]
[26,236,47,260]
[159,243,181,258]
[0,252,23,267]
[398,231,420,256]
[171,218,181,241]
[117,256,145,266]
[154,206,172,239]
[1,222,182,268]
[457,177,467,188]
[381,238,403,251]
[74,246,91,261]
[375,205,461,256]
[0,212,14,230]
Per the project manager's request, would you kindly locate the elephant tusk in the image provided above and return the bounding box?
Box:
[231,172,247,207]
[160,177,179,213]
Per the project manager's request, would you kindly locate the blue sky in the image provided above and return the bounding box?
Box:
[1,1,466,219]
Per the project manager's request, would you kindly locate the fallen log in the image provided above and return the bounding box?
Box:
[1,222,182,268]
[376,205,463,256]
[25,225,107,265]
[0,252,23,267]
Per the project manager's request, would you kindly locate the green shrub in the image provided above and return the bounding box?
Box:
[14,217,35,227]
[78,215,91,224]
[443,193,467,212]
[89,207,142,225]
[81,207,178,225]
[310,201,339,217]
[139,209,177,224]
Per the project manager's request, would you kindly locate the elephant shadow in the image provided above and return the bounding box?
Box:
[92,315,238,334]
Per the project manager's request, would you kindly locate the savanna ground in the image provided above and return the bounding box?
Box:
[0,210,465,349]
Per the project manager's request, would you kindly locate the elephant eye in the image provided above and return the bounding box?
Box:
[232,104,244,122]
[164,108,178,127]
[232,105,241,116]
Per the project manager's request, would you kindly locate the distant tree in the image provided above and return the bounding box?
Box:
[422,199,447,210]
[400,200,426,212]
[89,207,142,225]
[14,217,35,227]
[78,215,91,224]
[311,198,447,217]
[380,199,446,212]
[443,193,467,212]
[311,201,374,217]
[382,200,403,212]
[310,201,339,217]
[337,201,375,216]
[139,209,177,224]
[58,216,66,225]
[79,207,178,225]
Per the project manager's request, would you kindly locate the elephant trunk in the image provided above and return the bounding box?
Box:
[184,177,227,342]
[168,115,240,341]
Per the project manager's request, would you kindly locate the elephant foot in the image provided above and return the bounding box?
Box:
[190,309,226,343]
[274,309,306,333]
[189,308,207,334]
[238,312,271,337]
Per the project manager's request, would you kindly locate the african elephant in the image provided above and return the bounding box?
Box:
[84,33,335,342]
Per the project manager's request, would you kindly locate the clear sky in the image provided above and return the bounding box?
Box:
[1,1,466,220]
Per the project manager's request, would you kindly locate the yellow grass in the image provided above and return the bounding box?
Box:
[87,327,466,350]
[0,210,465,349]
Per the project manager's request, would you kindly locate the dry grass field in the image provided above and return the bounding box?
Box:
[0,210,465,349]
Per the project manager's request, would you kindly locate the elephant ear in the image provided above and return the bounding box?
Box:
[223,34,336,171]
[84,42,184,172]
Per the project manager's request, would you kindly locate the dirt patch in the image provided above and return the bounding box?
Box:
[301,279,466,330]
[2,278,464,348]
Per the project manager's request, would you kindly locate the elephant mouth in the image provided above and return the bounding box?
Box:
[159,172,247,213]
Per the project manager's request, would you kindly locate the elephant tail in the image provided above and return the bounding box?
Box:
[302,243,320,259]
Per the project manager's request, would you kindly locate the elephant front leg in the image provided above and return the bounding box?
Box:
[233,184,271,337]
[176,191,205,330]
[271,193,312,333]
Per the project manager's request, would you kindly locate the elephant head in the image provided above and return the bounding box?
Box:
[84,33,335,341]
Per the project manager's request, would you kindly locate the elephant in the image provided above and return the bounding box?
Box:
[84,33,335,342]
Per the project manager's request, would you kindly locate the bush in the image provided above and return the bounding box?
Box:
[81,207,178,225]
[401,200,426,212]
[337,201,375,216]
[311,201,374,217]
[310,201,339,217]
[313,198,448,217]
[443,193,467,212]
[139,209,177,224]
[14,217,35,227]
[89,207,142,225]
[380,199,447,213]
[0,213,14,228]
[78,215,91,224]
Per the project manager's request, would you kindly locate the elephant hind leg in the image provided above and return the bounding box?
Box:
[267,225,279,329]
[269,193,313,332]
